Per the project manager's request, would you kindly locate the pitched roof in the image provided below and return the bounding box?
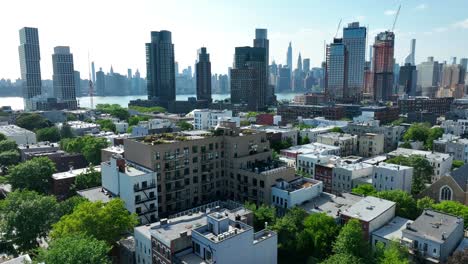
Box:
[450,164,468,192]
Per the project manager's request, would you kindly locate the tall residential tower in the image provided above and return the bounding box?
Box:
[342,22,367,100]
[372,31,395,101]
[18,27,42,111]
[195,47,212,102]
[52,46,78,109]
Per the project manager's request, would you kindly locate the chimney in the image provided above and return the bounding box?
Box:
[116,158,126,173]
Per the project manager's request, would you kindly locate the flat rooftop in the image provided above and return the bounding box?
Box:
[341,196,396,222]
[403,210,464,243]
[336,162,374,171]
[0,125,34,135]
[300,192,364,219]
[77,186,113,203]
[318,132,356,140]
[274,177,322,192]
[363,155,388,165]
[282,142,340,155]
[376,162,413,171]
[18,142,59,150]
[102,145,124,154]
[389,148,451,160]
[373,216,413,241]
[52,166,101,180]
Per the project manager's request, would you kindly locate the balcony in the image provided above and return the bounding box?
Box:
[134,183,156,192]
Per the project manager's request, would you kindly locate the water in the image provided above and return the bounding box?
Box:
[0,93,299,110]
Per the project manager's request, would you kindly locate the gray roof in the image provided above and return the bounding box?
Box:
[341,196,396,222]
[402,210,464,243]
[372,216,413,241]
[450,164,468,192]
[2,255,32,264]
[77,186,114,203]
[300,192,364,219]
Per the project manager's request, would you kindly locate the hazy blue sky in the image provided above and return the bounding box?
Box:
[1,0,467,79]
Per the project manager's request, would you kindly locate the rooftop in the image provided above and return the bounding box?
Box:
[0,125,34,135]
[273,177,322,192]
[300,192,364,219]
[376,162,413,171]
[52,166,101,180]
[336,162,374,171]
[66,121,99,129]
[341,196,396,222]
[363,155,388,165]
[403,210,464,243]
[282,142,340,155]
[318,132,357,140]
[102,145,125,154]
[77,186,114,203]
[373,216,413,241]
[389,148,451,161]
[18,142,59,150]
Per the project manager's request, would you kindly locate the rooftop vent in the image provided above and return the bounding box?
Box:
[160,218,168,225]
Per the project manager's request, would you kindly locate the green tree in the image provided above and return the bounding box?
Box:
[297,213,340,260]
[60,122,74,139]
[56,196,88,218]
[177,121,193,131]
[96,119,116,132]
[332,219,369,260]
[295,123,315,130]
[403,123,430,143]
[0,190,58,251]
[300,135,310,145]
[0,150,20,166]
[7,157,56,193]
[375,241,409,264]
[271,137,293,152]
[128,115,149,126]
[0,139,17,152]
[16,113,52,131]
[36,127,61,142]
[399,141,412,149]
[128,105,166,113]
[244,202,276,231]
[96,104,129,120]
[352,184,377,196]
[66,113,78,121]
[425,127,444,150]
[38,234,111,264]
[432,201,468,228]
[452,160,464,170]
[72,166,101,190]
[416,196,435,212]
[386,155,432,195]
[51,199,138,245]
[60,136,109,165]
[376,190,419,220]
[321,253,362,264]
[0,132,6,141]
[273,207,308,258]
[330,127,344,133]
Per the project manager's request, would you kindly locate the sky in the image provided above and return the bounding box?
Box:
[1,0,468,80]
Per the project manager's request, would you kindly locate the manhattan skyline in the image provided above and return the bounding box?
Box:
[1,0,468,80]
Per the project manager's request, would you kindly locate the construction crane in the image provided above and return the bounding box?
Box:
[334,18,342,38]
[391,4,401,32]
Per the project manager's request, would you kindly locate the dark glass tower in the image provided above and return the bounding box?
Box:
[52,46,77,109]
[18,27,42,111]
[196,47,212,102]
[146,30,176,105]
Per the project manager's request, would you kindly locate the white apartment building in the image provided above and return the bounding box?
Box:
[193,109,239,130]
[0,125,36,145]
[388,148,452,182]
[358,133,384,158]
[332,162,375,194]
[300,117,349,128]
[59,121,100,136]
[441,119,468,136]
[271,177,323,209]
[113,121,129,133]
[299,126,335,143]
[372,163,413,193]
[131,119,174,137]
[297,154,341,177]
[101,155,158,224]
[316,132,358,156]
[446,138,468,163]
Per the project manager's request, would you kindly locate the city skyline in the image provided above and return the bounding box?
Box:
[1,0,468,80]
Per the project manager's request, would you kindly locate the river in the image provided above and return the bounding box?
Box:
[0,93,299,110]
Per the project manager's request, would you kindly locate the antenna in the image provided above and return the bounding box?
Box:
[391,4,401,32]
[87,52,94,109]
[334,19,342,38]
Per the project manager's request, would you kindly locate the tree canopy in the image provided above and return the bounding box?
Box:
[330,127,344,133]
[375,190,419,220]
[15,113,52,131]
[321,253,362,264]
[60,136,109,165]
[96,119,116,132]
[386,155,433,195]
[51,199,138,245]
[375,241,409,264]
[177,121,193,131]
[128,105,166,113]
[402,123,443,150]
[60,122,74,139]
[96,104,129,120]
[38,234,111,264]
[332,219,370,261]
[0,132,6,141]
[36,127,61,142]
[0,140,17,152]
[128,115,149,126]
[352,184,377,196]
[244,202,276,231]
[72,166,101,191]
[7,156,56,194]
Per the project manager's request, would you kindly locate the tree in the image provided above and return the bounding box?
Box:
[332,219,369,260]
[352,184,377,196]
[271,138,293,152]
[452,160,464,170]
[0,132,6,141]
[330,127,344,133]
[96,104,129,120]
[425,127,444,150]
[416,196,435,212]
[403,123,430,143]
[7,157,56,194]
[72,166,101,190]
[0,140,17,152]
[56,196,87,218]
[300,135,310,145]
[273,207,308,258]
[297,213,340,260]
[96,119,116,132]
[177,121,193,131]
[0,190,58,251]
[51,199,138,245]
[15,113,52,131]
[399,141,412,149]
[244,202,276,231]
[432,201,468,228]
[295,123,315,130]
[128,115,149,126]
[60,122,74,139]
[321,253,362,264]
[61,136,109,165]
[386,155,432,195]
[66,113,78,121]
[38,234,111,264]
[36,127,61,142]
[0,150,20,166]
[375,241,409,264]
[376,190,419,220]
[447,248,468,264]
[128,105,166,113]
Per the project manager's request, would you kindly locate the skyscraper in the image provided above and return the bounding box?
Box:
[196,47,212,102]
[404,39,416,66]
[230,47,267,110]
[417,57,440,97]
[297,53,302,72]
[96,67,105,96]
[398,63,417,96]
[460,58,468,71]
[18,27,42,111]
[372,31,395,101]
[74,70,81,97]
[52,46,77,109]
[287,42,292,73]
[253,28,274,105]
[342,22,366,100]
[303,58,310,73]
[277,65,291,92]
[325,38,347,100]
[91,61,96,84]
[128,69,132,79]
[146,30,176,106]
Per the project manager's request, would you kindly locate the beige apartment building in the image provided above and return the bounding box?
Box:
[358,133,384,158]
[124,123,296,217]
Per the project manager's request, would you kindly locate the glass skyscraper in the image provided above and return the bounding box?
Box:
[326,38,347,100]
[342,22,366,100]
[18,27,42,111]
[196,47,212,102]
[52,46,78,109]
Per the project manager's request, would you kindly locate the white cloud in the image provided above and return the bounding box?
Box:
[416,3,427,10]
[453,18,468,29]
[384,10,397,16]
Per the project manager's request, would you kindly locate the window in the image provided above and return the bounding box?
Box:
[440,186,452,201]
[260,180,264,188]
[193,157,198,163]
[192,146,198,153]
